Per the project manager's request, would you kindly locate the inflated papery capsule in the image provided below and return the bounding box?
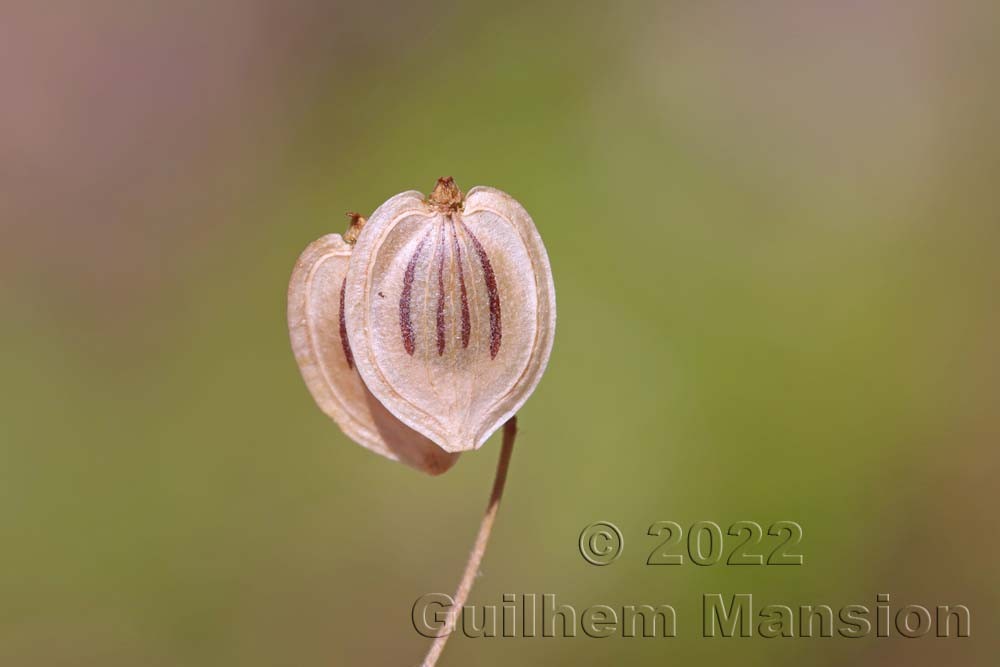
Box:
[345,179,556,452]
[287,217,459,474]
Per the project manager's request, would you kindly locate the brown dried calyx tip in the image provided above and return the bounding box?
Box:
[427,176,463,211]
[344,212,367,245]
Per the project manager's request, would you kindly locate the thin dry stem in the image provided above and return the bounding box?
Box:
[421,416,518,667]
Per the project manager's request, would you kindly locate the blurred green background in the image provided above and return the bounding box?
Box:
[2,1,998,665]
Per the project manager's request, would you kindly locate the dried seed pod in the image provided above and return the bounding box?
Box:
[287,215,459,475]
[345,179,556,452]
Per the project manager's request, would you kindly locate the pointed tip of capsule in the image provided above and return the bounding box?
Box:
[427,177,463,211]
[344,212,367,245]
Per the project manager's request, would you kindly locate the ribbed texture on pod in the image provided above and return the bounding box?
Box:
[344,184,556,452]
[287,233,459,474]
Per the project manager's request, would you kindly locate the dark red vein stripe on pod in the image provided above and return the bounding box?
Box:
[399,231,431,355]
[338,277,354,369]
[461,221,502,359]
[449,219,471,348]
[435,222,447,355]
